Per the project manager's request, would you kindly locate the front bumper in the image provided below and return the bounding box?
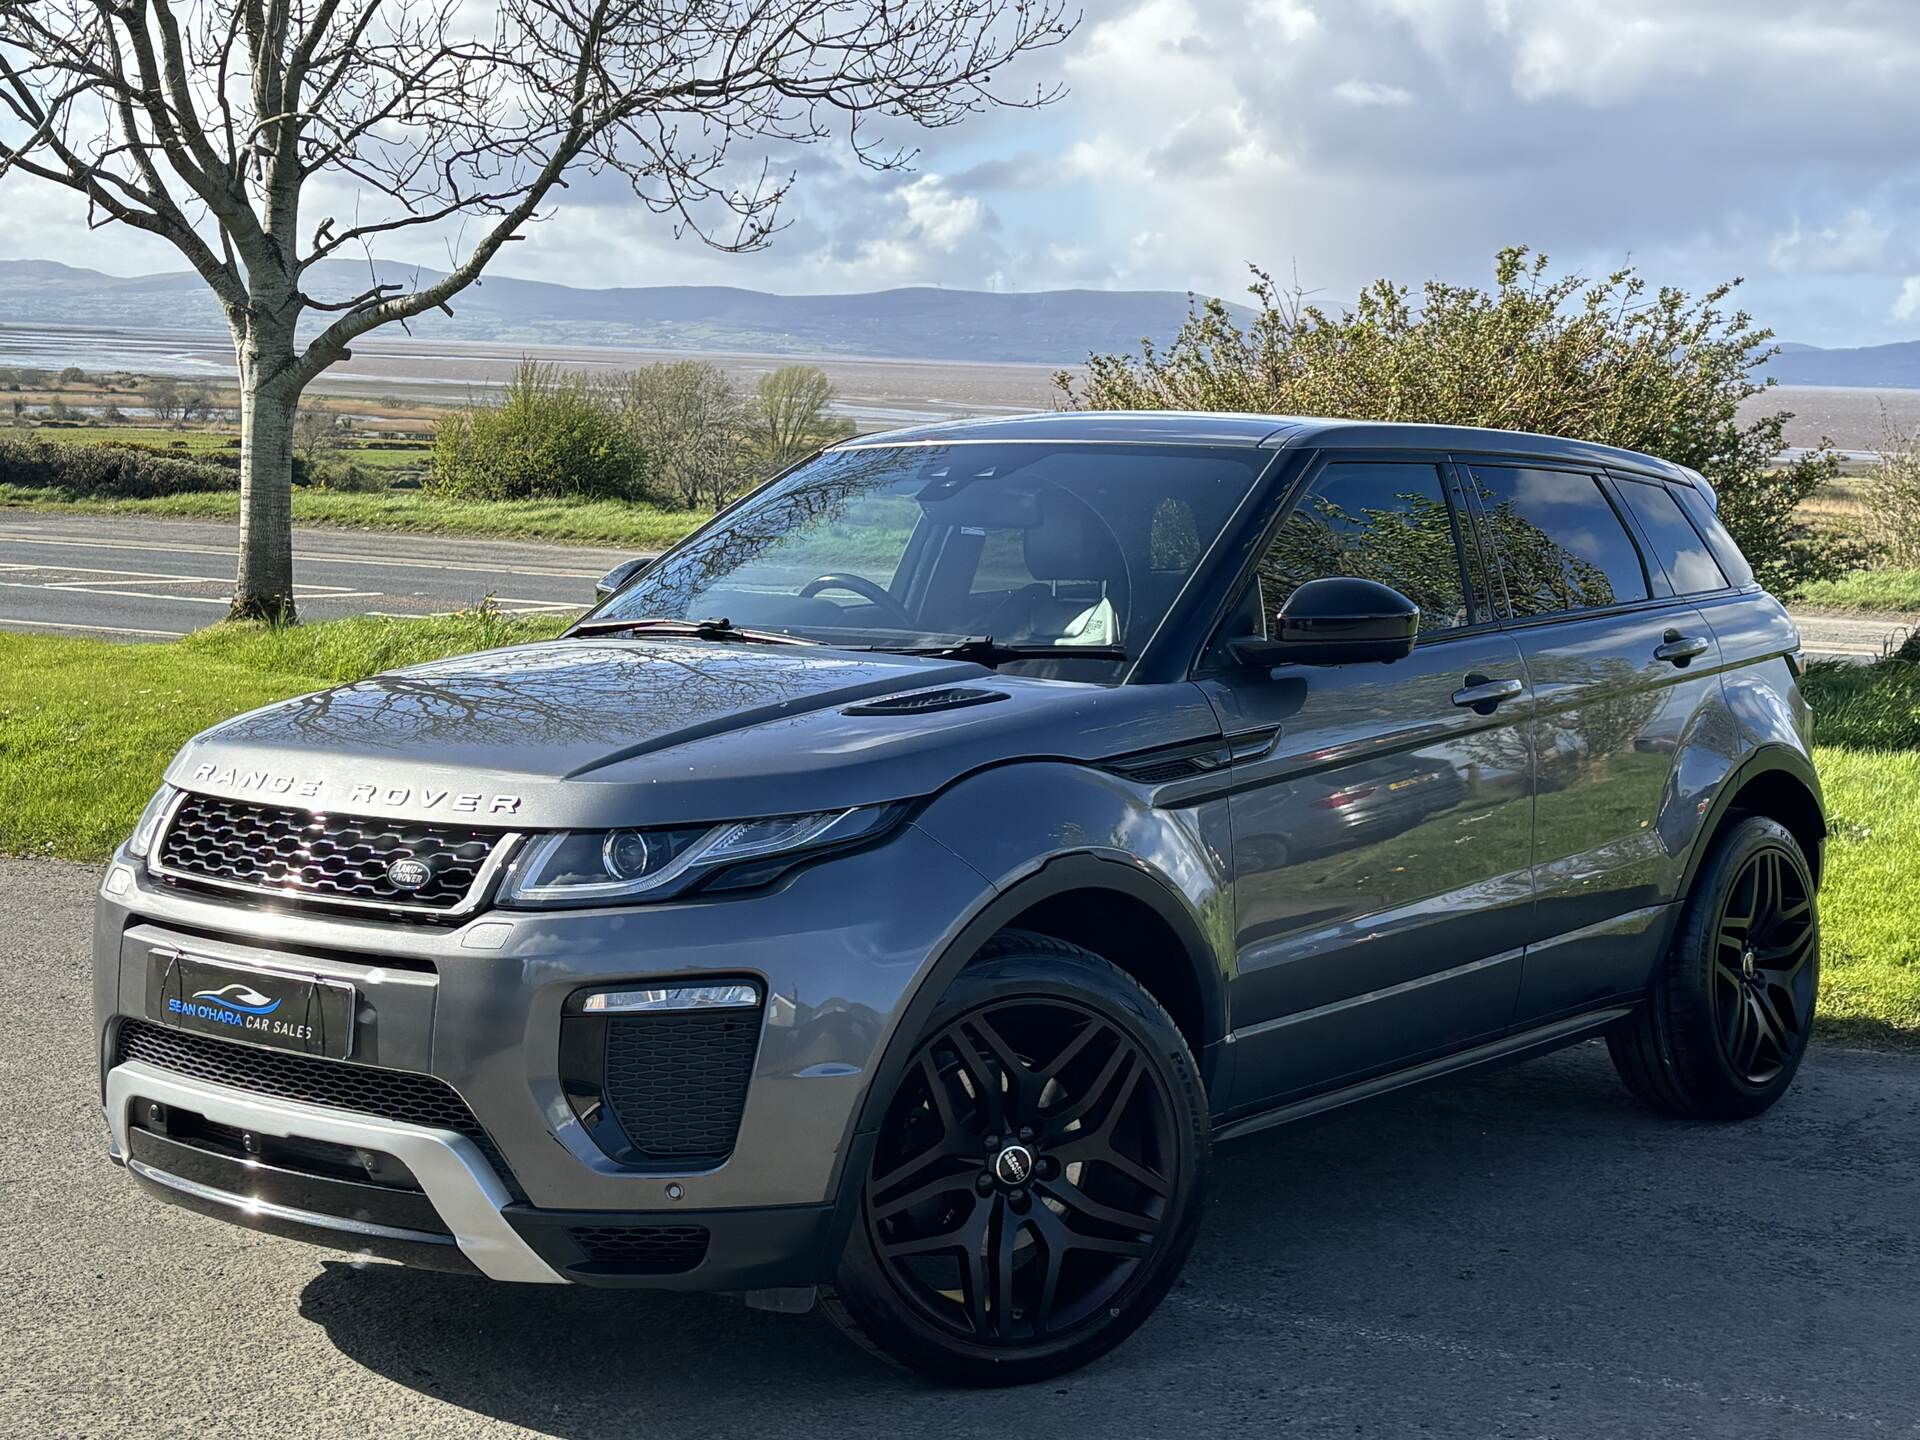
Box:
[95,824,991,1287]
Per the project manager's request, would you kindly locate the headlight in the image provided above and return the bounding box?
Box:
[126,784,179,859]
[498,805,901,907]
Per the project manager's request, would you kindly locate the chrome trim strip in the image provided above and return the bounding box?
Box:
[127,1160,457,1247]
[147,790,524,918]
[106,1061,565,1284]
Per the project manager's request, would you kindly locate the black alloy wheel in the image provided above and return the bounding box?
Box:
[825,934,1208,1385]
[1709,844,1818,1085]
[1609,815,1820,1120]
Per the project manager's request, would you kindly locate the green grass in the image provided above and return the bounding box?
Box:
[2,620,1916,1044]
[0,613,565,860]
[0,485,708,550]
[1794,567,1920,615]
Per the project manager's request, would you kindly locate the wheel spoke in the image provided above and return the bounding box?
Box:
[940,1023,1008,1134]
[1052,1136,1170,1196]
[1038,1174,1160,1235]
[1040,1044,1136,1141]
[990,1203,1022,1338]
[874,1199,985,1263]
[964,1012,1036,1118]
[919,1052,963,1140]
[871,1164,979,1222]
[1752,982,1798,1049]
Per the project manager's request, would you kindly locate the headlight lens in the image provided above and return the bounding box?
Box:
[126,784,179,859]
[499,805,899,907]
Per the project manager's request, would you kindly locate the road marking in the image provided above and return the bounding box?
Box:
[0,615,187,638]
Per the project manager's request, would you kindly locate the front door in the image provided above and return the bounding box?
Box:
[1198,456,1536,1112]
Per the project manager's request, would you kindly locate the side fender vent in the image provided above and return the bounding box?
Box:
[844,686,1009,716]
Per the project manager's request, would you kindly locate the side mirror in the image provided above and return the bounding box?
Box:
[1228,577,1420,668]
[594,557,651,603]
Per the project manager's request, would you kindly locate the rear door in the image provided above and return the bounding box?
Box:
[1459,461,1728,1022]
[1198,454,1536,1111]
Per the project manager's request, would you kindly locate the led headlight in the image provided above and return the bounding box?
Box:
[126,784,179,859]
[498,805,900,907]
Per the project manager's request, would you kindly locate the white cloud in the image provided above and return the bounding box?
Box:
[1249,0,1322,42]
[1332,78,1414,106]
[1894,277,1920,324]
[1769,210,1891,275]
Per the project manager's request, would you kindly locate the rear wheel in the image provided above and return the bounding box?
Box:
[824,932,1208,1385]
[1609,815,1820,1119]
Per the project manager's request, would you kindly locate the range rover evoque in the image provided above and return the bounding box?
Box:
[95,413,1825,1385]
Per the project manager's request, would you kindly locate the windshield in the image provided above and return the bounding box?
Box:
[588,441,1269,676]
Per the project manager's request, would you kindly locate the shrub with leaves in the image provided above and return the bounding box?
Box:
[429,362,646,503]
[1057,248,1840,593]
[0,434,235,497]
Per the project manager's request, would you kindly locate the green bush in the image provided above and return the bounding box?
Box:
[429,361,647,502]
[0,434,236,497]
[1059,247,1841,594]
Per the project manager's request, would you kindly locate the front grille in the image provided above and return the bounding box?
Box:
[603,1010,760,1168]
[114,1020,524,1200]
[568,1224,710,1273]
[156,792,508,912]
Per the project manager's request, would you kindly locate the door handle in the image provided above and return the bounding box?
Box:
[1654,631,1711,666]
[1451,674,1526,714]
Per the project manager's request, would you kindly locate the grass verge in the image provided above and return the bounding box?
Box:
[0,613,565,860]
[0,622,1914,1044]
[1793,567,1920,615]
[0,485,707,550]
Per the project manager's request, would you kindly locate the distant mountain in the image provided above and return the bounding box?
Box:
[1766,339,1920,390]
[0,259,1234,366]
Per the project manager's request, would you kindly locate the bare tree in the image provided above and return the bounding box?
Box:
[142,374,182,424]
[752,362,838,467]
[617,360,751,510]
[0,2,1074,619]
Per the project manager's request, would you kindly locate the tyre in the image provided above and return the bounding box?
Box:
[824,931,1209,1385]
[1609,815,1820,1120]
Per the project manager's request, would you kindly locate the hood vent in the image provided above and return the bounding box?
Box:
[843,686,1009,717]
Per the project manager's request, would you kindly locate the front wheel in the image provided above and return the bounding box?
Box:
[1609,815,1820,1120]
[824,932,1209,1385]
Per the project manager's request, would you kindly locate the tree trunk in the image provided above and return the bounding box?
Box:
[231,323,302,622]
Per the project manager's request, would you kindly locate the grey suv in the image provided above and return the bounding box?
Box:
[94,413,1824,1384]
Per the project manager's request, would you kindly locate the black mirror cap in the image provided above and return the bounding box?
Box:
[594,557,652,603]
[1230,576,1420,668]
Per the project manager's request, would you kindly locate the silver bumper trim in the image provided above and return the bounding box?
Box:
[128,1159,457,1248]
[106,1060,565,1284]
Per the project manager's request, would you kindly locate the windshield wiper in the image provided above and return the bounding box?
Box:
[894,636,1130,668]
[570,616,815,646]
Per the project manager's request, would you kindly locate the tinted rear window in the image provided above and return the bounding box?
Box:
[1465,465,1650,617]
[1616,478,1729,594]
[1672,482,1755,588]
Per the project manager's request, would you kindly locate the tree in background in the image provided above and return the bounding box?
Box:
[1058,249,1842,594]
[618,361,752,511]
[0,2,1074,620]
[752,364,845,468]
[143,377,183,425]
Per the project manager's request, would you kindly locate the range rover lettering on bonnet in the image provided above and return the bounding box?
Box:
[187,764,523,815]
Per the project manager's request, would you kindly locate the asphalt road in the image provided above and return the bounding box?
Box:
[4,857,1917,1438]
[0,514,627,638]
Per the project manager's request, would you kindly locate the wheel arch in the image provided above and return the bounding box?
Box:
[1685,745,1827,891]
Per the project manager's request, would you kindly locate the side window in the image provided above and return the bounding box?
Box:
[1466,465,1649,617]
[1255,461,1469,634]
[1672,482,1755,588]
[1616,478,1728,594]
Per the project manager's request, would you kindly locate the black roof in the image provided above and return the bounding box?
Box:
[839,410,1699,484]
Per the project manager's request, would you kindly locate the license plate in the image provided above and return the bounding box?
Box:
[146,949,356,1059]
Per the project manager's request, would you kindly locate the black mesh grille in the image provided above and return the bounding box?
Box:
[603,1010,760,1168]
[568,1224,710,1273]
[114,1020,524,1199]
[157,792,507,911]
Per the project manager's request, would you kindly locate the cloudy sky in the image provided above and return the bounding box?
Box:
[6,0,1920,347]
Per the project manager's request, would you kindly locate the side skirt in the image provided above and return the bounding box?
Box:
[1211,1005,1635,1146]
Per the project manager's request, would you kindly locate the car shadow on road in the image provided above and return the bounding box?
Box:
[295,1040,1883,1437]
